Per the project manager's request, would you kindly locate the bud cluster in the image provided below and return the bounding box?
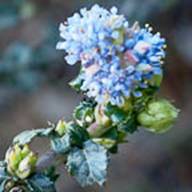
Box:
[5,144,37,179]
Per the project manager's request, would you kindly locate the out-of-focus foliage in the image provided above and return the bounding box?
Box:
[0,0,61,107]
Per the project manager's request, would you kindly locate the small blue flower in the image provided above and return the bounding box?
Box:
[57,5,166,106]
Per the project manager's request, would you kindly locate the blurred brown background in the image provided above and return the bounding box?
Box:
[0,0,192,191]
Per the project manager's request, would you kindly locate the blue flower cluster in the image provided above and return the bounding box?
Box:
[57,5,166,106]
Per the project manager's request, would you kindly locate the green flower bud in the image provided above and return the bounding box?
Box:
[5,145,23,175]
[92,138,116,150]
[137,99,179,133]
[94,104,111,127]
[21,145,30,159]
[5,144,37,179]
[55,120,67,136]
[16,152,37,179]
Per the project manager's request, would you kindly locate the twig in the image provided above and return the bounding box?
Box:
[36,150,66,172]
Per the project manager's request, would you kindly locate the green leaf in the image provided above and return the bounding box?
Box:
[102,127,118,140]
[118,113,138,133]
[29,173,56,192]
[101,127,127,153]
[51,122,89,154]
[13,128,54,145]
[66,140,108,187]
[105,104,127,124]
[73,101,95,127]
[0,162,10,192]
[51,134,71,154]
[69,73,84,91]
[68,123,89,147]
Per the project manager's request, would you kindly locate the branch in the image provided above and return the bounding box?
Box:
[36,150,66,172]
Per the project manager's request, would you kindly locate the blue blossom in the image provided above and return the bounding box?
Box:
[57,5,166,106]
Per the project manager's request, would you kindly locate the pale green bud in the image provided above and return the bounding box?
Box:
[16,152,37,179]
[137,99,179,133]
[55,120,67,136]
[21,145,30,159]
[92,138,116,149]
[5,144,23,175]
[5,144,37,179]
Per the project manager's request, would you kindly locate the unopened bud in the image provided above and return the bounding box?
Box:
[137,99,179,133]
[16,152,37,179]
[5,144,37,179]
[55,120,67,136]
[92,138,116,149]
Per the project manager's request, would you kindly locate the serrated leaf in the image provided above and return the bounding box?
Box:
[29,173,56,192]
[13,128,54,145]
[51,122,89,154]
[66,140,108,187]
[51,134,71,154]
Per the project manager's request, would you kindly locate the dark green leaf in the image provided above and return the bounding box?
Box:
[118,113,138,133]
[68,123,89,147]
[101,127,127,154]
[102,127,118,140]
[66,140,108,187]
[105,104,127,124]
[73,101,95,127]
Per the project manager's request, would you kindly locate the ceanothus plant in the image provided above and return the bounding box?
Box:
[0,5,179,192]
